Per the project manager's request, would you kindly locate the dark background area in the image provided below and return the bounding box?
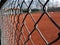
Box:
[0,0,7,9]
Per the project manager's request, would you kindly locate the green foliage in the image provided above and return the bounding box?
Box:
[23,9,40,13]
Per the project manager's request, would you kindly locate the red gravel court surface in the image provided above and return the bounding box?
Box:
[2,12,60,45]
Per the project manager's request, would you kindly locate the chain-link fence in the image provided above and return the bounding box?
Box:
[0,0,60,45]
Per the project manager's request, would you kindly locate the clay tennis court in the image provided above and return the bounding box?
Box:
[0,0,60,45]
[5,11,59,45]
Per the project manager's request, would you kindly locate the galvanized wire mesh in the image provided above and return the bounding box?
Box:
[0,0,60,45]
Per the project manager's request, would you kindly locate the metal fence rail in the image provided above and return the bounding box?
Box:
[0,0,60,45]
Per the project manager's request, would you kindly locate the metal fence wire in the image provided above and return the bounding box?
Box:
[1,0,60,45]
